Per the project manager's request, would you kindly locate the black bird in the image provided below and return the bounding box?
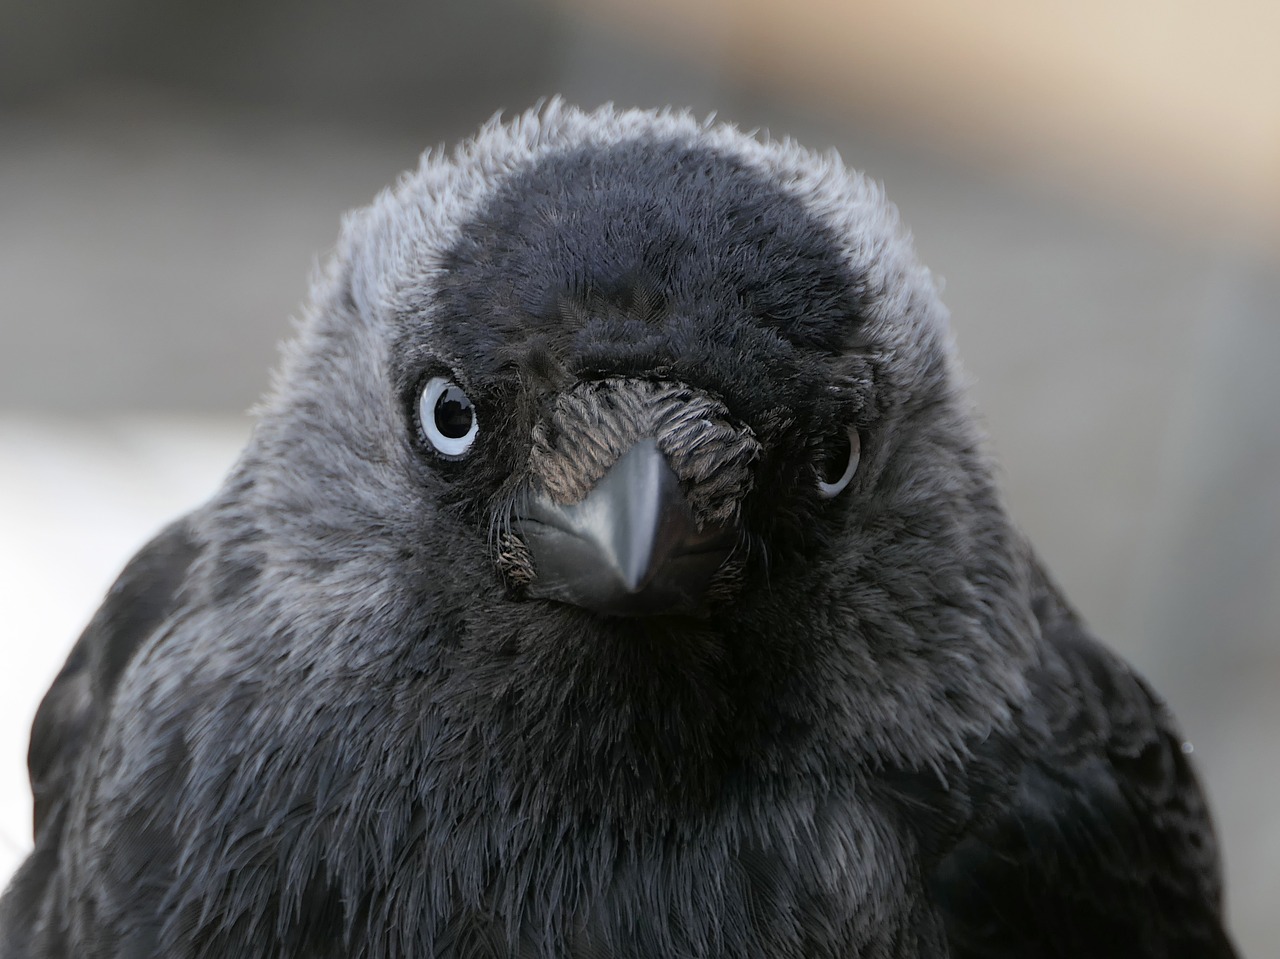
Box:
[0,102,1239,958]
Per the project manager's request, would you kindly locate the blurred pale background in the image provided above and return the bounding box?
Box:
[0,1,1276,953]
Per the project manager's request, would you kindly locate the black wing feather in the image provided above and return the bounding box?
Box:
[923,561,1238,959]
[0,518,199,958]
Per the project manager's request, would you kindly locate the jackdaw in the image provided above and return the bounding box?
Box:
[0,101,1239,958]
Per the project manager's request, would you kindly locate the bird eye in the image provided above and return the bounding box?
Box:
[816,427,860,499]
[419,376,478,457]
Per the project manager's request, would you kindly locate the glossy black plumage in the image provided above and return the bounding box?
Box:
[894,566,1236,959]
[0,103,1239,958]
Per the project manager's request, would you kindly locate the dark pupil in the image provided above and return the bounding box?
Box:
[433,387,474,439]
[818,431,852,483]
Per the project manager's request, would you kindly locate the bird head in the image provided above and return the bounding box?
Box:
[227,101,1035,779]
[360,115,895,620]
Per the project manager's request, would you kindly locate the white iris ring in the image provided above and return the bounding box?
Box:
[816,426,860,499]
[420,377,478,457]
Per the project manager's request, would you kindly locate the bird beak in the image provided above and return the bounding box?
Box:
[515,438,735,616]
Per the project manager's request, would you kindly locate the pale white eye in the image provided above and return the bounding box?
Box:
[419,377,478,457]
[816,427,860,499]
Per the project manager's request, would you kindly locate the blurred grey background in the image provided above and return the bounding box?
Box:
[0,0,1276,953]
